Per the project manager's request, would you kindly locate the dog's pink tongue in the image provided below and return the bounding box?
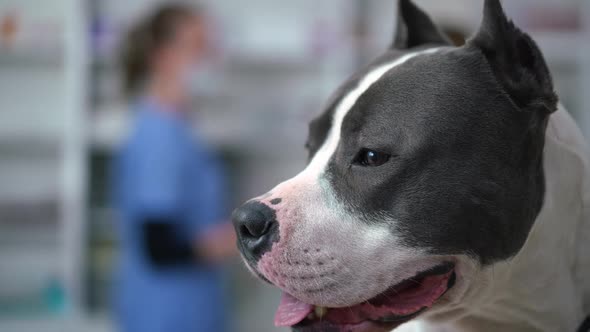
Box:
[274,292,314,327]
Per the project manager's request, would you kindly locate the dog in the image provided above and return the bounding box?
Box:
[232,0,590,331]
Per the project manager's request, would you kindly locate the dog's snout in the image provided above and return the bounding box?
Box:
[232,201,279,261]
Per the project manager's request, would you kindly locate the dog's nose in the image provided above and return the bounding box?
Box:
[232,201,279,261]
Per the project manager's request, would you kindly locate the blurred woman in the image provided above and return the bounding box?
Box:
[112,4,235,332]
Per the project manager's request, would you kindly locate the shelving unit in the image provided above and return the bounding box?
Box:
[0,1,89,331]
[0,4,64,324]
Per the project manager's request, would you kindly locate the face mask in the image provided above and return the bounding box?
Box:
[183,61,221,98]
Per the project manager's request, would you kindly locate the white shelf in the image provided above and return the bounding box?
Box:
[0,51,63,68]
[0,317,112,332]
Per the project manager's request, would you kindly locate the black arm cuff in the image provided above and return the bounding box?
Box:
[141,217,197,268]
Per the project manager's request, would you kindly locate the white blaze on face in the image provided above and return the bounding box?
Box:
[305,47,441,179]
[256,48,443,307]
[261,46,443,234]
[261,48,441,203]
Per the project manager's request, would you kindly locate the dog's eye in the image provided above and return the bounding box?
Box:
[353,149,391,167]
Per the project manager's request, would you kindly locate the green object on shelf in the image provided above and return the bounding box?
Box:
[43,276,67,315]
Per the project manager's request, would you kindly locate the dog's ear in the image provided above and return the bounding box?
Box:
[468,0,557,114]
[392,0,451,49]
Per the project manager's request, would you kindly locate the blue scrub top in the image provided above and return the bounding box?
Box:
[112,98,230,332]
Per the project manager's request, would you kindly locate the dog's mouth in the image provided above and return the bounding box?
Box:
[275,262,456,332]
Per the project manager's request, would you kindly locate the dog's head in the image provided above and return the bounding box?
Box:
[233,0,558,331]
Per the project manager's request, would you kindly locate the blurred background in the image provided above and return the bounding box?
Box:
[0,0,588,331]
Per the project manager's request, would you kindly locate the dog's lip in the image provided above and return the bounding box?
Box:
[292,310,426,332]
[278,262,456,330]
[292,320,399,332]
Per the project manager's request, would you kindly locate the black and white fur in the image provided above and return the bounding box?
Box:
[234,0,590,331]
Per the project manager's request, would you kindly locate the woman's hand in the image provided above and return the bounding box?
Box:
[195,222,237,264]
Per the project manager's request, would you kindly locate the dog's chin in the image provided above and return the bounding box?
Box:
[274,262,457,332]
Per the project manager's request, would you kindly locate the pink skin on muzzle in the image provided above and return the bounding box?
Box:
[253,175,346,303]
